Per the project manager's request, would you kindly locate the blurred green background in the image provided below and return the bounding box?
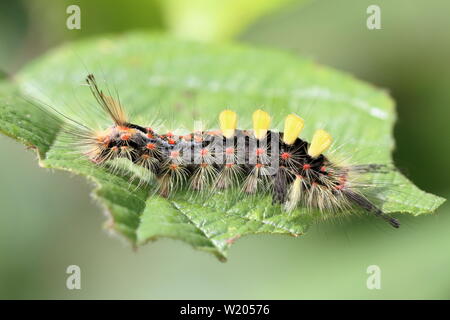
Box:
[0,0,449,299]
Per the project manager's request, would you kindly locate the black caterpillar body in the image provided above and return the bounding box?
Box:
[69,74,400,228]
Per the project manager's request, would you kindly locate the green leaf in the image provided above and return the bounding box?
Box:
[0,33,445,261]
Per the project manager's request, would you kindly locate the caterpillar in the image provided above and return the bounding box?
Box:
[41,74,400,228]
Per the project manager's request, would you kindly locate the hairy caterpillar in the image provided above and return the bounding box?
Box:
[40,74,400,228]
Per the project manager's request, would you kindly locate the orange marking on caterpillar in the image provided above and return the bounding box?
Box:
[170,151,180,158]
[256,148,265,156]
[117,126,132,131]
[120,133,131,141]
[281,152,291,160]
[206,130,221,136]
[225,147,234,155]
[146,143,156,150]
